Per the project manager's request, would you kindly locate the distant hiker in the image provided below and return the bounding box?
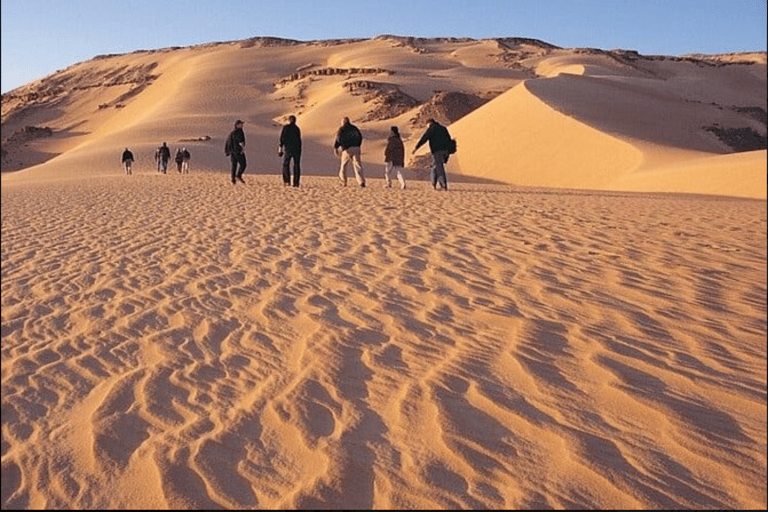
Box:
[384,126,406,189]
[175,148,184,173]
[121,148,134,175]
[333,116,365,187]
[413,118,453,190]
[279,115,302,187]
[154,148,161,172]
[181,148,191,174]
[157,142,171,174]
[225,120,247,184]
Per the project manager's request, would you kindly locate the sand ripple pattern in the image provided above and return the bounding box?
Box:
[2,175,766,509]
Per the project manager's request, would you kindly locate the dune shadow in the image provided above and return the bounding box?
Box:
[526,75,766,153]
[1,121,90,173]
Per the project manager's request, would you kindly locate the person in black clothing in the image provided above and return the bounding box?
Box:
[333,116,365,187]
[157,142,171,174]
[278,115,302,187]
[225,120,247,184]
[175,148,184,173]
[121,148,134,175]
[413,118,452,190]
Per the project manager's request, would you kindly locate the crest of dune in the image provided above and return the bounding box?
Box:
[449,50,767,197]
[449,82,644,190]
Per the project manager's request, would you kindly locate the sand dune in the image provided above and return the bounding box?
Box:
[3,37,764,196]
[450,82,645,189]
[2,37,766,509]
[450,49,767,196]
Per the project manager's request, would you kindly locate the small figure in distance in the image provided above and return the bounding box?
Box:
[225,120,247,184]
[181,147,191,174]
[333,116,365,187]
[157,142,171,174]
[279,115,302,187]
[121,147,134,175]
[154,147,161,172]
[412,118,453,190]
[175,147,184,173]
[384,126,406,189]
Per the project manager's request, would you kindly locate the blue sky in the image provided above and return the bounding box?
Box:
[2,0,766,93]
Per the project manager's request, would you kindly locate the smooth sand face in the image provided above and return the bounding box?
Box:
[2,37,766,509]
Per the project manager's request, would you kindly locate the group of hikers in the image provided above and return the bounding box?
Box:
[122,116,455,190]
[120,143,191,175]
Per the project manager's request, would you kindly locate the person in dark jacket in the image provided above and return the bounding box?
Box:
[225,120,247,184]
[384,126,406,189]
[413,118,452,190]
[175,148,184,173]
[121,148,134,175]
[333,116,365,187]
[279,115,302,187]
[157,142,171,174]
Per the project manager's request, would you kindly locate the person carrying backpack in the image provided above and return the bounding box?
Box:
[413,118,454,190]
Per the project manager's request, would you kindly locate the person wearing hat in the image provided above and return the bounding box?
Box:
[383,126,406,189]
[225,119,247,184]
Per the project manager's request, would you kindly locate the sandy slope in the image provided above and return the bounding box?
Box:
[2,38,765,197]
[450,50,767,197]
[1,37,767,509]
[450,82,645,189]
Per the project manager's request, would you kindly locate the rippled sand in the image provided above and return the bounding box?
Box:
[2,173,765,509]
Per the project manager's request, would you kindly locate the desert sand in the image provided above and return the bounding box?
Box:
[1,37,766,509]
